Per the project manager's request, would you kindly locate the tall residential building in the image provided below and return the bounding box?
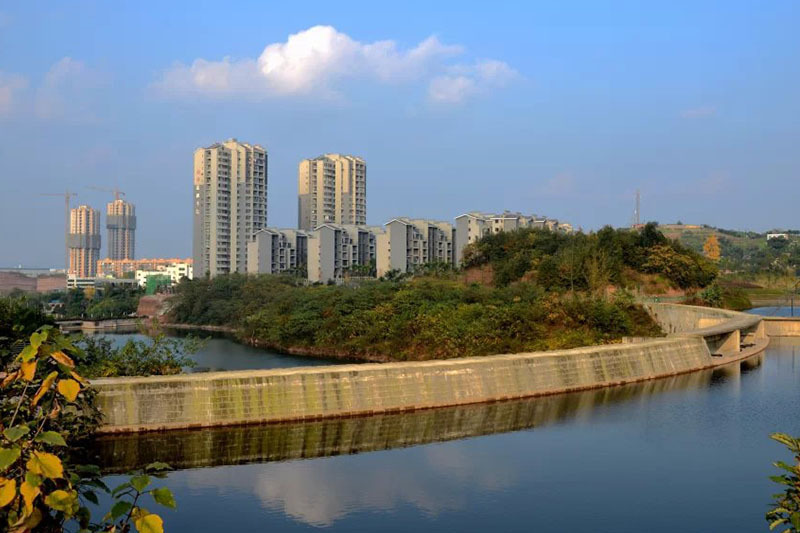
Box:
[193,139,268,278]
[376,218,455,277]
[247,228,310,275]
[298,154,366,231]
[106,198,136,260]
[68,205,101,278]
[307,224,382,283]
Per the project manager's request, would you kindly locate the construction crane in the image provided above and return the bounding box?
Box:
[40,190,76,271]
[88,185,125,202]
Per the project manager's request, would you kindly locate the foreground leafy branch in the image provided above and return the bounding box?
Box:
[767,433,800,532]
[0,327,176,532]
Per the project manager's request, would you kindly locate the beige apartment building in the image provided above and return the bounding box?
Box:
[298,154,366,231]
[307,224,382,283]
[376,218,455,277]
[454,212,572,265]
[193,139,268,278]
[106,198,136,260]
[247,228,310,275]
[68,205,101,278]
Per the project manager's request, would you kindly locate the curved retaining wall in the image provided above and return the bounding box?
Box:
[92,303,769,433]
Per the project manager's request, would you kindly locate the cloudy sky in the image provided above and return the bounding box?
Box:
[1,1,798,266]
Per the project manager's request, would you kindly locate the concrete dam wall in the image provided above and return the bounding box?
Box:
[92,303,769,433]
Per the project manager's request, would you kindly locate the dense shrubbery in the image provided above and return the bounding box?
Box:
[462,222,718,290]
[171,276,662,361]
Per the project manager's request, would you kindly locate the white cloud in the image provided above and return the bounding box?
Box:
[0,71,27,114]
[428,59,517,104]
[34,57,106,119]
[154,25,515,104]
[680,105,716,119]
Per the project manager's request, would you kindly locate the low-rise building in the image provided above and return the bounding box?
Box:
[307,224,383,283]
[165,262,193,283]
[376,218,455,277]
[97,258,193,278]
[246,228,310,275]
[454,211,571,265]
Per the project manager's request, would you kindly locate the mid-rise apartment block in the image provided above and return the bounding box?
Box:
[298,154,366,231]
[97,258,193,278]
[106,198,136,260]
[376,218,455,276]
[247,228,310,275]
[193,139,268,278]
[68,205,101,278]
[454,211,572,265]
[307,224,382,283]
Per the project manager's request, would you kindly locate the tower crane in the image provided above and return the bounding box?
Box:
[88,185,125,202]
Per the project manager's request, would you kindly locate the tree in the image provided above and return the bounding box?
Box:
[766,433,800,532]
[703,234,721,261]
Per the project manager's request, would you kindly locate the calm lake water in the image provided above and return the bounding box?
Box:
[93,338,800,532]
[749,306,799,317]
[97,331,340,371]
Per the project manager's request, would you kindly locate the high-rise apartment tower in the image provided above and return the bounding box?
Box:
[68,205,101,278]
[298,154,366,231]
[106,198,136,260]
[192,139,268,278]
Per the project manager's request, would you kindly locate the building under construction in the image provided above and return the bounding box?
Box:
[106,198,136,260]
[68,205,101,278]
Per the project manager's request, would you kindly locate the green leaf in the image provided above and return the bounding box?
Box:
[25,472,42,488]
[82,489,99,505]
[150,487,176,509]
[145,462,171,472]
[111,481,132,496]
[0,447,21,472]
[105,500,132,521]
[3,425,30,443]
[130,474,151,493]
[35,431,67,447]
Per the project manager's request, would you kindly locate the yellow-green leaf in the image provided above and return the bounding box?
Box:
[56,379,80,402]
[29,331,45,352]
[18,344,37,363]
[31,371,58,406]
[20,360,37,381]
[20,480,40,512]
[0,477,16,508]
[44,489,78,516]
[3,425,29,443]
[50,351,74,368]
[134,513,164,533]
[0,447,21,472]
[27,451,63,479]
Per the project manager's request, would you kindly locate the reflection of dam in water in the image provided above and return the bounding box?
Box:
[94,355,762,473]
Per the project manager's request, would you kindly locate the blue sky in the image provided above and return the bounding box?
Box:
[1,1,798,267]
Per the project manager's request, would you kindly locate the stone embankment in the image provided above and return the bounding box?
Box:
[92,303,770,433]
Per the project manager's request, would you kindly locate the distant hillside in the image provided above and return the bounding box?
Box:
[656,223,800,276]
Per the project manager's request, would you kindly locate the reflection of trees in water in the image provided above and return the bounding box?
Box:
[95,355,761,473]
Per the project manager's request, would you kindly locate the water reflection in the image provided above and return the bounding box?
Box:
[93,355,762,473]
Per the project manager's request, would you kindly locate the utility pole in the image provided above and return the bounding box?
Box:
[632,189,641,228]
[40,190,76,272]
